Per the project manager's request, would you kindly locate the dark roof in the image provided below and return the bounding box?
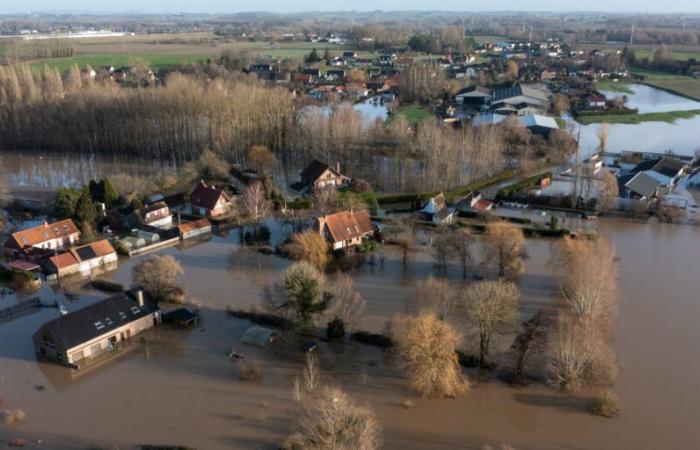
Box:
[492,84,549,103]
[191,180,230,210]
[34,290,158,350]
[163,308,198,325]
[630,157,684,179]
[300,160,341,183]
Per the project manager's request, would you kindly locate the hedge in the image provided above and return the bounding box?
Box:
[495,172,553,200]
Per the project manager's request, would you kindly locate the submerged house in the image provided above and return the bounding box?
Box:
[33,290,160,368]
[177,218,212,240]
[421,194,456,225]
[46,239,118,279]
[316,210,373,250]
[299,160,351,191]
[135,201,173,228]
[190,180,233,217]
[4,219,80,259]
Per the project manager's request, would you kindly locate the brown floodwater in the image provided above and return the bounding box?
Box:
[1,219,699,449]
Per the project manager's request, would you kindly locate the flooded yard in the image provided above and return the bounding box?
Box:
[577,83,700,157]
[1,219,700,449]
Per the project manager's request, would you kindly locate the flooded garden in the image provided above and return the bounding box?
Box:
[1,218,700,449]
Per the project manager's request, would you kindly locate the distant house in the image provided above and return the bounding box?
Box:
[489,84,550,113]
[177,218,212,240]
[587,92,607,109]
[46,239,118,279]
[420,194,456,225]
[618,157,686,199]
[342,51,358,60]
[190,180,233,217]
[325,69,346,81]
[4,219,80,259]
[519,114,560,137]
[300,160,351,191]
[135,201,172,228]
[33,290,160,368]
[316,210,373,250]
[455,86,492,107]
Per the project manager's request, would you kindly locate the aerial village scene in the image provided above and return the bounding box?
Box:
[0,6,700,450]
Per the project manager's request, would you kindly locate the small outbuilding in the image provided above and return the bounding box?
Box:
[240,326,279,348]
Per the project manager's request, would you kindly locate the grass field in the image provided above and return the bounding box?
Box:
[27,38,378,71]
[636,49,700,62]
[390,104,433,124]
[595,80,636,94]
[630,67,700,101]
[576,109,700,125]
[30,53,208,71]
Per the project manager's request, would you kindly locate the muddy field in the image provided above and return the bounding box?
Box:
[1,220,699,449]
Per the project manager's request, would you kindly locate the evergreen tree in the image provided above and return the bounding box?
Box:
[74,191,98,229]
[323,48,331,61]
[55,187,82,218]
[306,48,320,63]
[101,179,119,207]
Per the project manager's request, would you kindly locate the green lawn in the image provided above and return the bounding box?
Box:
[391,104,433,124]
[595,80,635,94]
[636,49,700,62]
[576,109,700,125]
[30,53,207,72]
[630,67,700,101]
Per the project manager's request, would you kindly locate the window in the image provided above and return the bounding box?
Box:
[131,306,141,315]
[119,312,127,320]
[105,318,113,326]
[94,321,105,330]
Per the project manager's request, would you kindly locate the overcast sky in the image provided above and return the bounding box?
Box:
[4,0,700,14]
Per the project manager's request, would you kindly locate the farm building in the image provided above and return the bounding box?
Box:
[33,290,160,368]
[178,219,212,240]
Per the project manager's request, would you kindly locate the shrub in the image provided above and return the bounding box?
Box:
[226,308,293,328]
[238,360,263,382]
[589,390,621,417]
[351,331,393,348]
[283,386,381,450]
[326,317,346,340]
[2,409,27,425]
[90,279,124,292]
[113,239,130,255]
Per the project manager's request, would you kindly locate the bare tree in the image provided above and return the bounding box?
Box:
[552,237,617,329]
[313,187,341,216]
[241,181,271,225]
[547,314,615,392]
[462,280,519,366]
[394,236,416,270]
[407,276,458,321]
[288,230,331,271]
[389,312,468,398]
[132,255,185,303]
[451,228,474,279]
[432,231,455,276]
[248,145,278,176]
[283,386,381,450]
[482,222,527,278]
[510,309,549,379]
[598,170,619,213]
[328,274,365,334]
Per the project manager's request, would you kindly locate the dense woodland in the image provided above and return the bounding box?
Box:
[0,63,529,193]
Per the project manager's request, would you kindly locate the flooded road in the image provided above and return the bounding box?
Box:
[1,219,700,448]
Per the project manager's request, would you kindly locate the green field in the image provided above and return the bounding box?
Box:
[576,109,700,125]
[390,104,433,124]
[595,80,635,94]
[636,49,700,62]
[630,67,700,101]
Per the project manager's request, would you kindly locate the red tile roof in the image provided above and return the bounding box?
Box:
[320,210,373,243]
[9,219,79,249]
[177,218,212,234]
[49,251,80,270]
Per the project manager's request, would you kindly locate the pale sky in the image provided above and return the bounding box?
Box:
[4,0,700,14]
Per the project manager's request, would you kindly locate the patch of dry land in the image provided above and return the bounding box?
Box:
[1,220,700,449]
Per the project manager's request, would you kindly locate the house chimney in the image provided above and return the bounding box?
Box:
[336,162,340,173]
[136,289,145,307]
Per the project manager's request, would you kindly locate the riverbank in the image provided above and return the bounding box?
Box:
[575,108,700,124]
